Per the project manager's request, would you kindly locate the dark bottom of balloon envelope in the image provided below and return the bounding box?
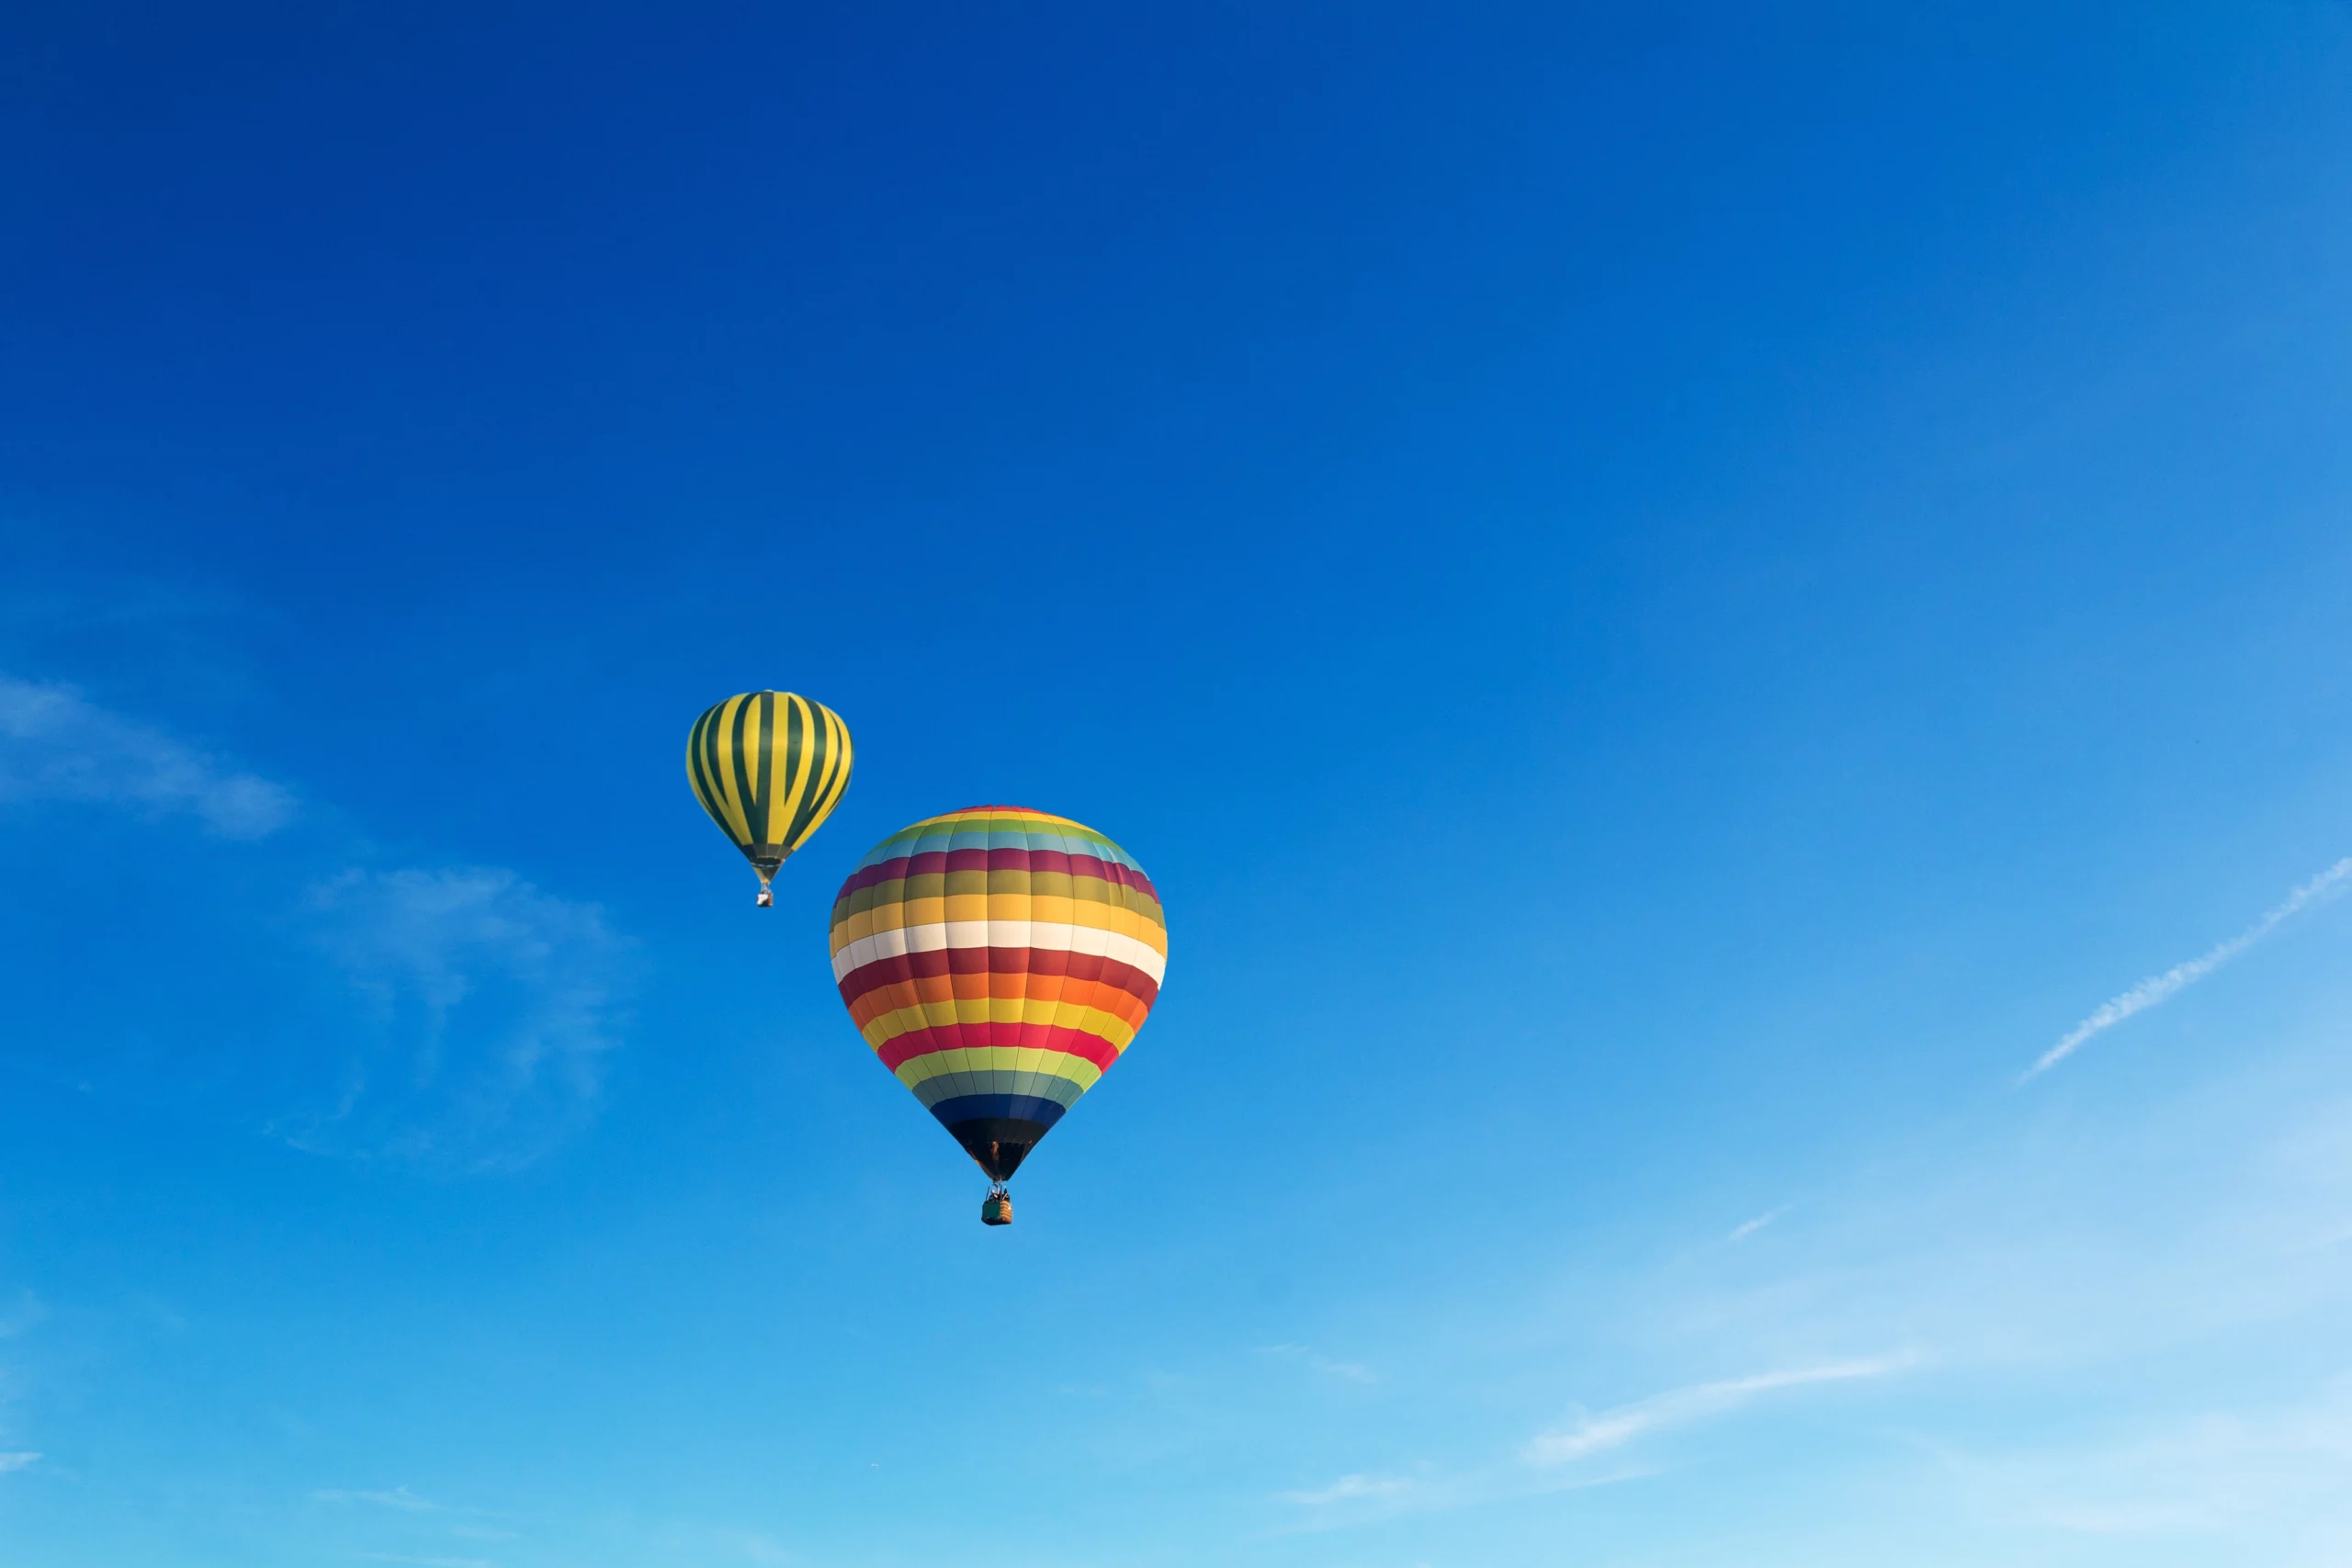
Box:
[932,1096,1068,1180]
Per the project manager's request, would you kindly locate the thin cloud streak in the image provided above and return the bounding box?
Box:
[2025,858,2352,1082]
[1524,1358,1910,1467]
[1728,1204,1792,1242]
[0,674,293,837]
[1276,1357,1911,1527]
[0,1452,39,1473]
[1271,1465,1633,1526]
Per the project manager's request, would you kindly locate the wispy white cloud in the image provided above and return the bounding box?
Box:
[1272,956,2352,1548]
[1275,1357,1910,1526]
[0,674,293,837]
[1524,1357,1910,1466]
[1727,1204,1792,1242]
[289,869,631,1168]
[2025,858,2352,1081]
[0,1452,39,1474]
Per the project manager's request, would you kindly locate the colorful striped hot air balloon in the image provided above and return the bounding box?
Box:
[685,691,853,906]
[829,806,1167,1223]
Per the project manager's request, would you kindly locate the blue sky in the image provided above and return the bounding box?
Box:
[4,3,2352,1563]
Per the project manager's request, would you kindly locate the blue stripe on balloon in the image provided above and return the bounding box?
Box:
[928,1094,1070,1129]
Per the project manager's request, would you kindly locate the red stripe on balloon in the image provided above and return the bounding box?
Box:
[836,946,1159,1010]
[876,1022,1125,1073]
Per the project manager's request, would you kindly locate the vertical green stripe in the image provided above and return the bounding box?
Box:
[757,691,780,844]
[779,696,825,853]
[779,693,808,847]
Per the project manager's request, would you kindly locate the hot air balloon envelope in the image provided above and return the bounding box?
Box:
[829,806,1167,1182]
[686,691,853,903]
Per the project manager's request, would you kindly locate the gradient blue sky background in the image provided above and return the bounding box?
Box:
[5,5,2352,1564]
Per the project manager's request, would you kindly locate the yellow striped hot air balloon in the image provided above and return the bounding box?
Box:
[685,691,853,906]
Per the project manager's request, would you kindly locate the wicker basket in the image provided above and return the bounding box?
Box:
[980,1193,1014,1226]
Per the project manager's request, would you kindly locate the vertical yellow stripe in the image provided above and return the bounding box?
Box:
[766,693,787,846]
[742,691,762,827]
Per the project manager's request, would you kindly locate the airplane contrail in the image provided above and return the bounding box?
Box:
[2022,856,2352,1083]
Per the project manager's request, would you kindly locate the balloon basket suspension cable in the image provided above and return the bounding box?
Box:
[980,1184,1013,1227]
